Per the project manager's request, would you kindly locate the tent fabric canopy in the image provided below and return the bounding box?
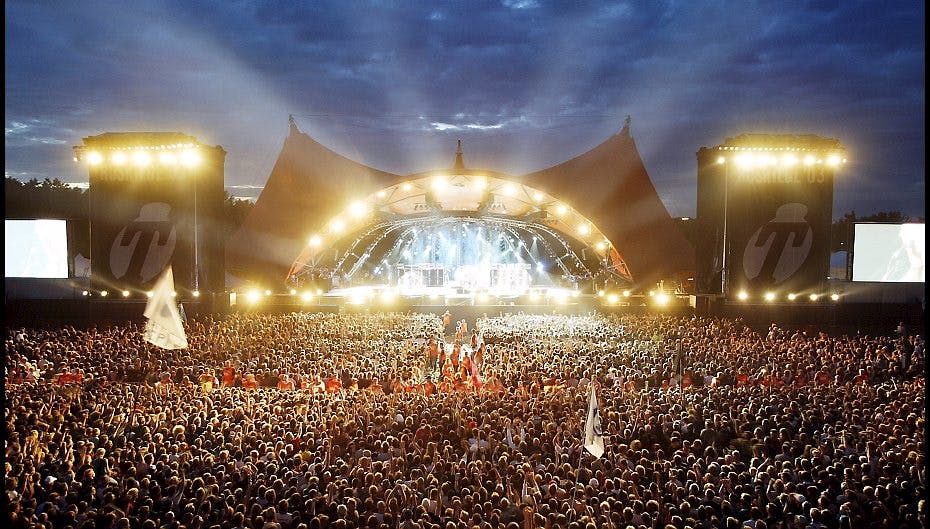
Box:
[226,118,694,288]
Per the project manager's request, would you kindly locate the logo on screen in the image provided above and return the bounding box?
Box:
[110,203,177,284]
[743,203,812,284]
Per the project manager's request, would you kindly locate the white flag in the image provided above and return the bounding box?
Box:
[143,267,188,350]
[506,426,518,451]
[584,384,604,458]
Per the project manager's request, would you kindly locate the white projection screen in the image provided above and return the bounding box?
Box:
[852,223,925,282]
[5,219,70,278]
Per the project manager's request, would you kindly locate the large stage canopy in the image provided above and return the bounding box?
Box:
[226,117,694,293]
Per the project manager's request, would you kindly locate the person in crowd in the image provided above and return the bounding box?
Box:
[4,312,924,529]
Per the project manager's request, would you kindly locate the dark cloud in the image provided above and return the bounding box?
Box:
[4,0,925,218]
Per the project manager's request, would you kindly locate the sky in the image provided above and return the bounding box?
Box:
[5,0,925,219]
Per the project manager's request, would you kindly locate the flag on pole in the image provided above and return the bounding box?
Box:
[143,267,188,350]
[583,384,605,458]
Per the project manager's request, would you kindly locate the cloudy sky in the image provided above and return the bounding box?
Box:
[5,1,925,218]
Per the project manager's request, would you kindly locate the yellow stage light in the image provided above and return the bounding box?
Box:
[809,293,819,301]
[555,204,567,216]
[826,154,842,167]
[330,219,345,233]
[401,182,412,191]
[737,290,749,301]
[607,293,619,304]
[122,290,130,297]
[503,183,517,196]
[264,289,272,296]
[100,290,109,297]
[432,176,447,191]
[376,190,387,198]
[782,154,798,167]
[473,177,486,190]
[170,291,177,298]
[577,224,590,236]
[87,151,103,165]
[309,235,322,247]
[716,156,726,164]
[655,292,670,305]
[112,152,127,165]
[146,291,154,298]
[179,149,201,167]
[595,241,607,252]
[82,290,89,296]
[597,290,605,297]
[803,155,816,166]
[289,289,297,295]
[132,151,151,167]
[830,293,840,301]
[623,290,631,297]
[381,290,395,303]
[192,290,200,298]
[301,291,313,302]
[787,293,797,301]
[246,290,261,303]
[349,201,367,218]
[764,292,775,302]
[533,191,545,202]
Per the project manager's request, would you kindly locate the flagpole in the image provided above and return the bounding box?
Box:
[569,408,585,526]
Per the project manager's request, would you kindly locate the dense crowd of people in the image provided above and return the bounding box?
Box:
[5,311,925,529]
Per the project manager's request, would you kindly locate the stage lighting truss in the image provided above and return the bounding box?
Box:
[288,173,632,294]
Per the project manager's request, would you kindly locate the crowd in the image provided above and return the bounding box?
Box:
[5,311,925,529]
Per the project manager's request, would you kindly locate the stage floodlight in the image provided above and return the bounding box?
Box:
[100,290,109,297]
[803,155,816,166]
[179,149,201,167]
[330,218,345,233]
[782,154,798,167]
[607,293,619,304]
[503,183,517,196]
[623,290,631,297]
[87,151,103,165]
[82,290,89,296]
[349,201,367,218]
[264,289,272,296]
[146,291,154,298]
[376,190,387,198]
[830,293,840,301]
[826,154,842,167]
[246,290,261,303]
[316,288,323,295]
[595,241,607,252]
[192,290,200,298]
[577,224,590,236]
[737,290,749,301]
[170,291,178,298]
[401,182,412,191]
[533,191,544,202]
[716,156,726,164]
[289,289,297,295]
[764,292,776,302]
[655,292,670,306]
[112,152,128,165]
[309,235,322,247]
[809,293,819,301]
[472,177,486,190]
[787,293,797,301]
[122,290,130,298]
[381,290,396,304]
[648,290,655,297]
[555,204,567,216]
[597,290,605,297]
[301,291,313,302]
[132,151,151,167]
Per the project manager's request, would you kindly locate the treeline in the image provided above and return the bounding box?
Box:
[4,176,254,238]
